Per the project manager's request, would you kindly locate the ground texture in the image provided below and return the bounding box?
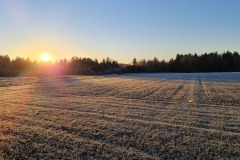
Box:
[0,73,240,159]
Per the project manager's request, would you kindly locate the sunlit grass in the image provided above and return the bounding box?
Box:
[0,76,239,159]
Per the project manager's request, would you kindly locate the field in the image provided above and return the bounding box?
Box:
[0,73,240,159]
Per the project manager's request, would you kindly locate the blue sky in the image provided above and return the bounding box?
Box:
[0,0,240,63]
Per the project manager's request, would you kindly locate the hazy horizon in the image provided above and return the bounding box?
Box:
[1,0,240,63]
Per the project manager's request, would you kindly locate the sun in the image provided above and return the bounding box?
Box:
[41,54,51,62]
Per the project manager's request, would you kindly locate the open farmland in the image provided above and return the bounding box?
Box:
[0,73,240,159]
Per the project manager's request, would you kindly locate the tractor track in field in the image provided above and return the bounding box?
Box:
[1,75,240,159]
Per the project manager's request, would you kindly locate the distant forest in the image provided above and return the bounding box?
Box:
[129,51,240,73]
[0,51,239,76]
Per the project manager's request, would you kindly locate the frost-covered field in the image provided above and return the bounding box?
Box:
[0,73,240,159]
[121,72,240,81]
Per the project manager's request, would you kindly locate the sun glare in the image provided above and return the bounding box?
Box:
[41,54,51,62]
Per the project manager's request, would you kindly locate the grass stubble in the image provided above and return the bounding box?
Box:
[0,75,239,159]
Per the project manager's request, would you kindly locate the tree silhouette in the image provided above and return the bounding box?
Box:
[125,51,240,73]
[0,51,239,77]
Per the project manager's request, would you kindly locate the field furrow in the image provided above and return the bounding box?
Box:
[1,74,240,159]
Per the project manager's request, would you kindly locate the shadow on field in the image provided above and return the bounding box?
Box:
[0,75,240,159]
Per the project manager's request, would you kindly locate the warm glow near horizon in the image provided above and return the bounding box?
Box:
[0,1,240,63]
[41,53,51,62]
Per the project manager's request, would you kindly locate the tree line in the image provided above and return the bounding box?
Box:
[0,55,120,76]
[0,51,239,76]
[127,51,240,73]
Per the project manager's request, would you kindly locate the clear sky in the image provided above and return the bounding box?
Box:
[0,0,240,63]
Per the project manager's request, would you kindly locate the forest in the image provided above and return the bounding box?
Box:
[0,51,239,76]
[128,51,240,73]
